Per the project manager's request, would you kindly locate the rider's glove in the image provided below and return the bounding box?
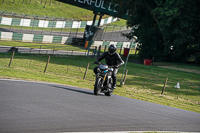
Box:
[114,65,119,68]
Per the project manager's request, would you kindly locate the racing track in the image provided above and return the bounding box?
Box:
[0,79,200,133]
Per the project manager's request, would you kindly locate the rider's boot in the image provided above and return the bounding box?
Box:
[113,84,116,89]
[113,78,117,89]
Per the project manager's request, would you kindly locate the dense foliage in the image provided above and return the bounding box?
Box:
[112,0,200,63]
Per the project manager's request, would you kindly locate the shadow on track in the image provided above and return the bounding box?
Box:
[50,85,95,96]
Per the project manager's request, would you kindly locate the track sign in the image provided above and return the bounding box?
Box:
[56,0,130,20]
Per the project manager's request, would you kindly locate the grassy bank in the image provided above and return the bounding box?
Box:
[0,50,199,113]
[0,0,127,24]
[0,0,95,20]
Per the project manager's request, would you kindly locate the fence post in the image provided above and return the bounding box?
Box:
[97,45,101,58]
[83,63,89,79]
[102,25,108,40]
[20,14,25,33]
[93,46,97,58]
[10,12,16,30]
[31,15,36,34]
[51,17,56,35]
[44,56,50,73]
[69,20,73,37]
[39,45,41,54]
[104,45,107,52]
[121,69,128,86]
[87,45,91,57]
[161,78,168,94]
[117,26,123,42]
[8,51,15,67]
[42,15,47,35]
[120,39,133,86]
[60,17,65,35]
[76,21,80,38]
[110,25,116,41]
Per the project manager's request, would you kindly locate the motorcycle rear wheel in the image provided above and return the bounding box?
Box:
[94,77,102,95]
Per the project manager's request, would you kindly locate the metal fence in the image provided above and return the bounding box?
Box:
[0,43,137,58]
[101,25,131,42]
[0,24,131,42]
[0,11,132,41]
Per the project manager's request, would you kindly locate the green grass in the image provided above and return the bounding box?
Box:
[0,51,200,113]
[0,24,86,33]
[0,0,96,20]
[0,40,87,51]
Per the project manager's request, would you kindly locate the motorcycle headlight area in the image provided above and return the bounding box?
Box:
[97,68,108,73]
[103,70,108,73]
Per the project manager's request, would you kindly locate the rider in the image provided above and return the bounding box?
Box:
[94,44,124,89]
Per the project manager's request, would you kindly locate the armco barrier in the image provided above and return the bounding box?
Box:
[0,32,73,44]
[0,16,117,28]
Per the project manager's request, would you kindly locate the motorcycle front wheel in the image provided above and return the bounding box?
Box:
[94,77,102,95]
[104,90,113,96]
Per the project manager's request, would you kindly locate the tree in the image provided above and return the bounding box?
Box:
[112,0,200,63]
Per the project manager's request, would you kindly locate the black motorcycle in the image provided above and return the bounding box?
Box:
[93,63,114,96]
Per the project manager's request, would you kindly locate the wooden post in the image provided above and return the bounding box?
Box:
[121,69,128,86]
[83,63,89,79]
[161,78,168,94]
[8,51,15,67]
[29,59,32,68]
[44,56,50,73]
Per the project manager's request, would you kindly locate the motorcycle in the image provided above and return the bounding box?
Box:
[93,63,114,96]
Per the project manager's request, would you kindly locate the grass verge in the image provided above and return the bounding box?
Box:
[0,0,101,20]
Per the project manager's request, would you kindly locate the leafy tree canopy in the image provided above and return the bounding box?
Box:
[112,0,200,63]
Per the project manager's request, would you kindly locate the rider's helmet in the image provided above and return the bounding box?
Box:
[108,44,117,55]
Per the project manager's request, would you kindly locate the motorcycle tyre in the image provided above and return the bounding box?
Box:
[104,90,113,96]
[94,77,102,95]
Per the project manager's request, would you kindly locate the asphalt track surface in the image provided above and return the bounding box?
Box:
[0,79,200,133]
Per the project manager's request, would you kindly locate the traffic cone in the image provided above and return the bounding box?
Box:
[175,82,180,89]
